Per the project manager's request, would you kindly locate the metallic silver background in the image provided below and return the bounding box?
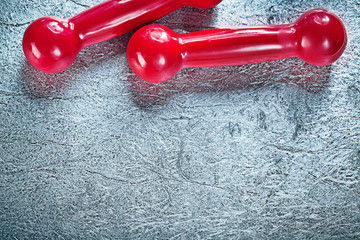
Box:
[1,0,359,239]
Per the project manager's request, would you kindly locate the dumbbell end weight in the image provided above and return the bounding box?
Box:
[22,17,81,73]
[293,9,347,66]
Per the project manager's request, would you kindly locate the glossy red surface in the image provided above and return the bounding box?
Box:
[127,9,347,83]
[22,0,222,73]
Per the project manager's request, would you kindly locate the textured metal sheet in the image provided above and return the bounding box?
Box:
[1,0,359,239]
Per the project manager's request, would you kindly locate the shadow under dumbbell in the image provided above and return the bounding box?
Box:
[154,6,219,32]
[127,58,332,108]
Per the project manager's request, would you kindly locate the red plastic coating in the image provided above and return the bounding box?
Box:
[22,0,222,73]
[127,9,347,83]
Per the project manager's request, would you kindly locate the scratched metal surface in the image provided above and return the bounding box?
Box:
[0,0,359,239]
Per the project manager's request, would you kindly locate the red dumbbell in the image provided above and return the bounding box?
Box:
[127,9,347,83]
[22,0,222,73]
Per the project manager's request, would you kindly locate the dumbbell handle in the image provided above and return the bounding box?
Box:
[181,25,295,68]
[71,0,218,48]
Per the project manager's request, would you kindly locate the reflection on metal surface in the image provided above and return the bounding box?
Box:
[128,58,331,108]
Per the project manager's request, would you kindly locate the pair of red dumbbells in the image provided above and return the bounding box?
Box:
[23,0,347,83]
